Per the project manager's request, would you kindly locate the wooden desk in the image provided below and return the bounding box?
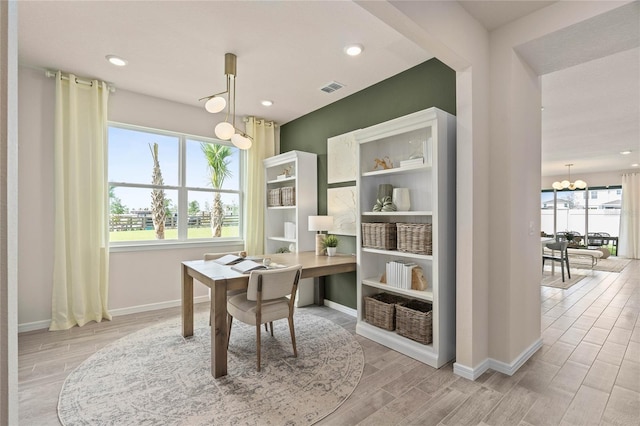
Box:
[181,251,356,378]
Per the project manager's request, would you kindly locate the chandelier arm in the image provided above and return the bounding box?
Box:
[198,89,228,102]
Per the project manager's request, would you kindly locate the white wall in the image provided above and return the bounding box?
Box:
[17,66,243,330]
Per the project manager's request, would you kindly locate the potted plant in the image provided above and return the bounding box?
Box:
[322,234,339,256]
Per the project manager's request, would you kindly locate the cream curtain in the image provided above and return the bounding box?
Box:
[243,117,276,255]
[619,172,640,259]
[50,72,111,330]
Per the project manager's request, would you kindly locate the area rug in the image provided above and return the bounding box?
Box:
[58,311,364,425]
[570,256,631,273]
[541,268,589,289]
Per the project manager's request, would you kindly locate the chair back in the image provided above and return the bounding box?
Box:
[546,241,568,252]
[246,264,302,302]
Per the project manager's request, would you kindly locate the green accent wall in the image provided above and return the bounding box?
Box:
[280,58,456,309]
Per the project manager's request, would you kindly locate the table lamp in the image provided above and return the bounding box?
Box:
[308,215,334,255]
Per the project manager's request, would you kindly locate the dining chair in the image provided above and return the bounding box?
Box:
[226,264,302,372]
[543,241,571,282]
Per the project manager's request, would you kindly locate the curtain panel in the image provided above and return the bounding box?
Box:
[619,172,639,259]
[50,72,111,330]
[243,117,276,255]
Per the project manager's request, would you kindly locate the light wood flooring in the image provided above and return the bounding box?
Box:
[18,259,639,425]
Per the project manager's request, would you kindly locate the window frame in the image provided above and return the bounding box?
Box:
[107,122,245,250]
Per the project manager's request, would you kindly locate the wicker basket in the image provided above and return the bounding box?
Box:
[395,300,433,344]
[268,188,281,207]
[281,186,296,206]
[362,223,397,250]
[364,293,408,331]
[397,223,432,255]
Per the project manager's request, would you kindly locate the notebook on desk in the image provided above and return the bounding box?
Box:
[213,254,244,265]
[230,259,267,274]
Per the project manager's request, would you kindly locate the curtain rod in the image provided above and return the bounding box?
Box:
[45,70,116,93]
[243,117,278,127]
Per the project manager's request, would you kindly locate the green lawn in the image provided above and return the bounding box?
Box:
[109,226,239,242]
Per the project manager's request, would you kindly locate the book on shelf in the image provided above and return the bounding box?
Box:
[231,260,267,274]
[384,260,417,289]
[400,158,424,168]
[213,254,244,265]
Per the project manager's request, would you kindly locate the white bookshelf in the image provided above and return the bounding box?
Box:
[263,150,317,305]
[355,107,456,368]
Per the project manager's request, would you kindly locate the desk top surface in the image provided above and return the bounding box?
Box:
[183,251,356,281]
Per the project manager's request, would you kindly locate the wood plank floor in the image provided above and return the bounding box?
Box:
[18,260,639,425]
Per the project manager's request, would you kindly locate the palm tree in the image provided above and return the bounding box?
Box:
[200,143,233,237]
[148,142,166,239]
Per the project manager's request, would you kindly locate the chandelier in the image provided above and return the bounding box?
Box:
[552,163,587,190]
[200,53,253,150]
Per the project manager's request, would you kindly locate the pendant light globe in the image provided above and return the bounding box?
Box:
[231,133,252,150]
[214,122,235,140]
[205,96,226,113]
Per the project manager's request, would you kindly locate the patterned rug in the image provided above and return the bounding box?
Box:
[541,268,589,289]
[570,256,631,273]
[58,311,364,425]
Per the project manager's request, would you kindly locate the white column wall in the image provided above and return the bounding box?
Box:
[17,66,243,330]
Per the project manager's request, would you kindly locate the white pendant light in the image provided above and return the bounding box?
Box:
[200,53,254,149]
[231,133,252,150]
[552,164,587,190]
[205,96,226,113]
[214,122,235,140]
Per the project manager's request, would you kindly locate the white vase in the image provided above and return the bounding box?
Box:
[326,247,337,256]
[392,188,411,211]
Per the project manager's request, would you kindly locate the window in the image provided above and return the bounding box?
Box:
[108,124,243,245]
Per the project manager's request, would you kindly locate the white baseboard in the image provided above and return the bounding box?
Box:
[18,296,210,333]
[322,300,357,317]
[453,337,543,380]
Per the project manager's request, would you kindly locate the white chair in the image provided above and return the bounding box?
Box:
[226,264,302,372]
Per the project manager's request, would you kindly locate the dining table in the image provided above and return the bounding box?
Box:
[181,251,357,378]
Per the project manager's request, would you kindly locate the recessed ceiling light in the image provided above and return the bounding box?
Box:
[344,44,363,56]
[632,163,639,167]
[261,100,273,107]
[620,150,632,155]
[106,55,127,67]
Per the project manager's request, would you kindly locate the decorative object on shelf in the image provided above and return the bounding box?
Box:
[408,139,424,160]
[268,188,281,207]
[552,163,587,190]
[400,158,424,168]
[276,246,290,253]
[373,156,393,170]
[397,223,432,255]
[277,165,293,180]
[199,53,253,150]
[377,184,393,200]
[288,243,296,252]
[392,188,411,211]
[411,267,428,291]
[322,234,339,257]
[373,196,396,212]
[280,187,296,206]
[361,223,397,250]
[284,221,296,239]
[308,215,334,255]
[395,300,433,344]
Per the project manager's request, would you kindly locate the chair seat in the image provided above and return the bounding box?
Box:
[227,293,290,325]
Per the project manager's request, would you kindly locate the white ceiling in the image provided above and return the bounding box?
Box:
[17,1,640,177]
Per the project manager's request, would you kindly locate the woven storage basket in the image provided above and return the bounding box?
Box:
[397,223,432,255]
[362,223,397,250]
[395,300,433,344]
[364,293,408,331]
[268,188,281,207]
[281,187,296,206]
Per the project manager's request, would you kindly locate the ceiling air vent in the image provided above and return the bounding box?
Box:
[320,81,345,94]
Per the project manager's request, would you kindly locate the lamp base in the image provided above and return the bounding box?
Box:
[315,234,325,256]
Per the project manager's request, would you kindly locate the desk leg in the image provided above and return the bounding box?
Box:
[314,276,325,305]
[181,264,194,337]
[212,279,228,378]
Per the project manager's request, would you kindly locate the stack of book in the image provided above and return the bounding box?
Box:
[385,260,417,289]
[400,157,424,168]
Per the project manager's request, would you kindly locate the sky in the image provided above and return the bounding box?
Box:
[108,126,240,213]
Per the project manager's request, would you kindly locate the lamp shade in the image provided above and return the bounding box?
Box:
[214,121,235,140]
[231,133,252,150]
[308,215,334,232]
[205,96,226,113]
